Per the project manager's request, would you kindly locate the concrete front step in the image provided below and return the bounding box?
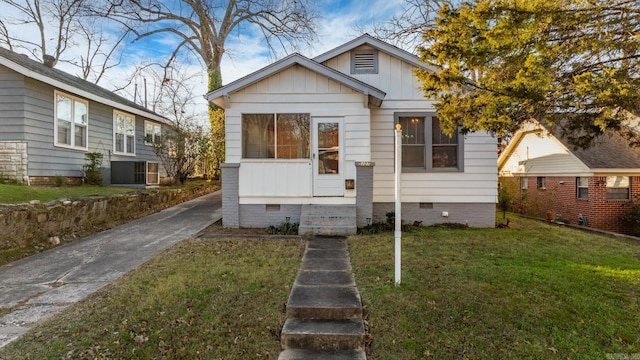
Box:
[286,286,363,320]
[278,349,367,360]
[295,270,355,287]
[299,205,357,236]
[281,319,365,351]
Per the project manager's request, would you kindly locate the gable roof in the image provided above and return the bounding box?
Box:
[499,119,640,172]
[553,126,640,169]
[205,52,387,108]
[0,47,171,125]
[313,33,439,73]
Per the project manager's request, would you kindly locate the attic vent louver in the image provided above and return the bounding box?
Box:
[351,49,378,74]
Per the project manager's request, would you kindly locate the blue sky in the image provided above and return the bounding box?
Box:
[2,0,408,122]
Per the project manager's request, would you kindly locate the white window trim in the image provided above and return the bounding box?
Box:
[144,121,162,145]
[53,90,89,151]
[113,110,136,156]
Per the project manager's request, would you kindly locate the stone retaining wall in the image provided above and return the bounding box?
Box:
[0,184,216,251]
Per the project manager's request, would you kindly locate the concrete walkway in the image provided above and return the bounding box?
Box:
[279,236,367,359]
[0,190,222,348]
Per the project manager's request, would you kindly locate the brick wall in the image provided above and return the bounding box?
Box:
[0,141,28,184]
[503,175,639,235]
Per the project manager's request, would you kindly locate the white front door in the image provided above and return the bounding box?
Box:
[312,118,343,196]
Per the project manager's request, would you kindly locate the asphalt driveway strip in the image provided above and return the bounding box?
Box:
[0,190,221,348]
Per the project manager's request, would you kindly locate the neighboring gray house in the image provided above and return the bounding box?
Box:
[0,47,171,186]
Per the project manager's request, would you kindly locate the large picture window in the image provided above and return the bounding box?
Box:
[114,111,135,155]
[242,113,310,159]
[606,176,630,200]
[55,91,88,149]
[395,113,463,172]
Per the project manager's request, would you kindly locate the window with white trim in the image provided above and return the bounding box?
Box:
[521,177,528,191]
[144,121,162,145]
[114,111,135,155]
[395,112,463,172]
[577,177,589,199]
[55,91,88,149]
[242,113,310,159]
[606,176,630,200]
[537,177,546,189]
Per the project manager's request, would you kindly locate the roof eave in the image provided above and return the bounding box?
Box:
[313,34,439,73]
[205,53,386,105]
[0,56,171,125]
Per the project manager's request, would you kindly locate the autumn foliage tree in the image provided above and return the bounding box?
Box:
[417,0,640,148]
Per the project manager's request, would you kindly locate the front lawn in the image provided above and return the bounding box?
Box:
[349,217,640,359]
[0,238,303,359]
[0,183,133,204]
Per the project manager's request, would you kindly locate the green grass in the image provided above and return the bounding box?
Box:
[349,216,640,359]
[0,183,133,204]
[0,238,303,360]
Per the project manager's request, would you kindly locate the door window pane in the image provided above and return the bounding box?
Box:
[318,122,339,174]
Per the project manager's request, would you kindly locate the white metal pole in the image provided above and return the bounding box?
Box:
[394,124,402,286]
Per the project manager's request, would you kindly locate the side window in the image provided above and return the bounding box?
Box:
[145,121,162,145]
[606,176,630,200]
[537,177,546,189]
[577,177,588,199]
[114,111,135,155]
[395,113,463,172]
[54,91,88,150]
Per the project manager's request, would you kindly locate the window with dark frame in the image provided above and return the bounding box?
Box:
[395,113,462,172]
[577,177,588,199]
[537,177,546,189]
[606,176,630,200]
[242,113,310,159]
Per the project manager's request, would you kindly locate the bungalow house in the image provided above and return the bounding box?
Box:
[0,47,171,186]
[206,34,498,235]
[498,119,640,234]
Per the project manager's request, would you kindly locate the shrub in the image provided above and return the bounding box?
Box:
[83,152,104,185]
[266,219,299,235]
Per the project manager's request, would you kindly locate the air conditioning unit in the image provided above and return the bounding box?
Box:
[111,161,159,186]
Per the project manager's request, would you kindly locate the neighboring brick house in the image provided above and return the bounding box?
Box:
[498,119,640,234]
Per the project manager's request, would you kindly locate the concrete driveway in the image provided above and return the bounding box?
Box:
[0,190,222,348]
